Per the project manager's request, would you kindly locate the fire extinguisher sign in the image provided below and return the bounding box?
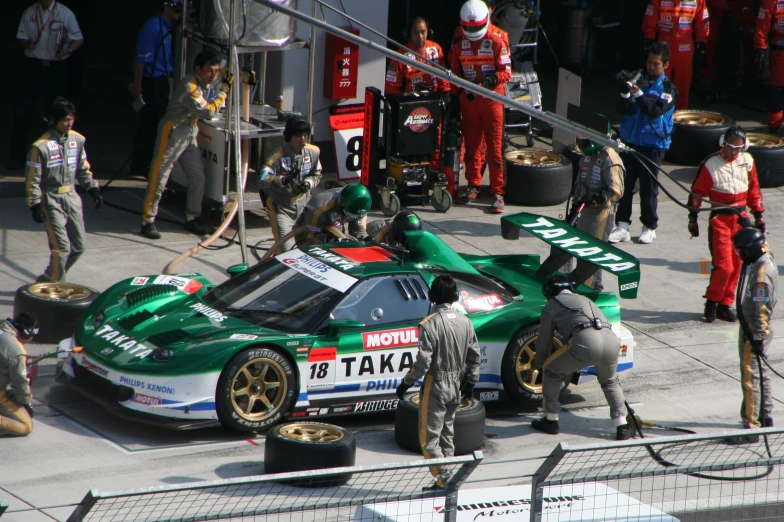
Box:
[329,104,365,181]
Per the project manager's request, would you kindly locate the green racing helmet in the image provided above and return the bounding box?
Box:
[339,183,372,221]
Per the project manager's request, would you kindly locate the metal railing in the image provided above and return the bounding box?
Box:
[529,428,784,522]
[66,452,483,521]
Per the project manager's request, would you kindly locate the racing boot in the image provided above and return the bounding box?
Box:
[184,218,209,236]
[141,222,162,240]
[762,418,774,428]
[616,423,635,440]
[704,300,718,323]
[531,417,560,435]
[490,194,505,214]
[456,186,480,205]
[716,305,737,322]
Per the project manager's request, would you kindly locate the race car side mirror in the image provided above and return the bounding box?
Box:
[226,263,250,277]
[327,319,365,339]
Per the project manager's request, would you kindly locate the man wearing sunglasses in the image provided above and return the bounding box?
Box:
[687,126,765,323]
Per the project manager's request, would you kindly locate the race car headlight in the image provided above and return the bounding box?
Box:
[152,348,174,362]
[93,311,105,329]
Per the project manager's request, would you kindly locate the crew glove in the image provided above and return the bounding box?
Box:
[755,49,766,76]
[481,72,499,89]
[88,187,103,210]
[751,340,765,357]
[220,72,235,95]
[396,381,412,400]
[298,181,311,194]
[688,211,699,238]
[31,203,45,223]
[590,194,607,207]
[460,380,474,400]
[738,214,753,229]
[694,42,707,69]
[754,212,766,234]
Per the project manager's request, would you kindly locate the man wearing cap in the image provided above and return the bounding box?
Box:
[0,313,38,437]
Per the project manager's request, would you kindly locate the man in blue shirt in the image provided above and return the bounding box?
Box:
[130,0,182,177]
[609,41,678,245]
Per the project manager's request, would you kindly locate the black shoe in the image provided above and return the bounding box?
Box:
[141,222,162,240]
[455,187,480,205]
[616,423,635,440]
[722,433,760,445]
[762,418,774,428]
[531,417,560,435]
[704,300,717,323]
[716,305,737,322]
[422,478,448,491]
[184,218,208,236]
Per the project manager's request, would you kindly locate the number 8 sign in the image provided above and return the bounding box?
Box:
[329,104,365,181]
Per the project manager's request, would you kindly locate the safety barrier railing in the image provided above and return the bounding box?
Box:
[66,451,483,522]
[529,427,784,522]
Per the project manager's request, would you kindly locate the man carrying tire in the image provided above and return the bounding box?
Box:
[610,42,677,245]
[366,210,422,248]
[755,0,784,134]
[0,313,38,437]
[294,184,371,246]
[532,275,634,441]
[688,126,764,323]
[396,275,481,489]
[26,97,102,283]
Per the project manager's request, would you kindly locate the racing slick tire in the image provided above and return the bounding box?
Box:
[216,347,297,433]
[504,149,572,206]
[264,422,356,487]
[665,110,735,166]
[13,282,100,344]
[746,133,784,188]
[394,393,486,455]
[501,324,570,405]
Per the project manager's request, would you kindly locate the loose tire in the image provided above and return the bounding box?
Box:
[747,133,784,188]
[13,283,100,344]
[665,110,735,166]
[504,149,572,206]
[216,347,297,433]
[501,324,570,404]
[264,422,356,486]
[394,393,485,455]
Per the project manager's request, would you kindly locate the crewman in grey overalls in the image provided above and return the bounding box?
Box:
[532,274,634,440]
[25,97,101,283]
[366,210,422,248]
[294,184,371,245]
[396,275,481,489]
[260,117,322,253]
[0,313,38,437]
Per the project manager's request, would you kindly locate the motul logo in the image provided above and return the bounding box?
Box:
[464,293,502,312]
[404,107,434,133]
[363,328,419,350]
[133,393,162,406]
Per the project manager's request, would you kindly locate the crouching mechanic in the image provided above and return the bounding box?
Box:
[141,50,233,240]
[733,227,777,436]
[366,210,422,248]
[294,183,371,245]
[260,116,322,254]
[688,126,764,323]
[26,97,102,283]
[532,275,634,440]
[396,275,481,489]
[0,313,38,437]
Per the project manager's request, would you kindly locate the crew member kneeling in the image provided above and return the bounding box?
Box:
[532,275,634,440]
[366,210,422,248]
[0,313,38,437]
[294,183,371,245]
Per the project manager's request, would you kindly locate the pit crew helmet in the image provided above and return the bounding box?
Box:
[733,227,766,264]
[9,313,38,340]
[392,210,422,246]
[460,0,490,41]
[577,138,602,156]
[339,183,372,221]
[542,274,576,299]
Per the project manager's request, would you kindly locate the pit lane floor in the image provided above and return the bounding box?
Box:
[2,128,784,521]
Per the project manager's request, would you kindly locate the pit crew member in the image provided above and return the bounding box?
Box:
[642,0,709,110]
[610,42,677,245]
[451,0,511,214]
[0,313,38,437]
[688,126,764,323]
[26,97,101,283]
[532,275,634,441]
[366,210,423,248]
[140,50,233,240]
[294,183,371,245]
[396,275,481,489]
[260,116,322,254]
[755,0,784,133]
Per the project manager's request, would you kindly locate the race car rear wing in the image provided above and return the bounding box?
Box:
[501,212,641,299]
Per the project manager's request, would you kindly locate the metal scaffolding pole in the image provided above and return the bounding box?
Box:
[227,0,248,264]
[254,0,630,152]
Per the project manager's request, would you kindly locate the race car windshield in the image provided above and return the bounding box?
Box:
[204,260,342,333]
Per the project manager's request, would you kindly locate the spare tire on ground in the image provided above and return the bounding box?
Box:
[264,422,356,487]
[746,133,784,188]
[395,393,485,456]
[504,149,572,206]
[13,283,100,344]
[665,110,735,166]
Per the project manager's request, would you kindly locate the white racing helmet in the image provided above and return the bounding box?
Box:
[460,0,490,41]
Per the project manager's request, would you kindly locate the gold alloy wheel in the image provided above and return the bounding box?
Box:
[411,394,473,410]
[673,110,726,126]
[746,133,784,148]
[231,357,288,421]
[28,283,93,301]
[515,336,565,394]
[278,423,344,443]
[505,149,561,166]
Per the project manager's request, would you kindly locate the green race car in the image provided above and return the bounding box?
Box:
[56,212,640,432]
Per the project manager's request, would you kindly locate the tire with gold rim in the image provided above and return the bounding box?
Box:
[747,133,784,188]
[216,347,297,433]
[501,324,570,404]
[394,393,485,455]
[665,110,735,166]
[504,149,572,206]
[264,422,356,486]
[13,283,99,343]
